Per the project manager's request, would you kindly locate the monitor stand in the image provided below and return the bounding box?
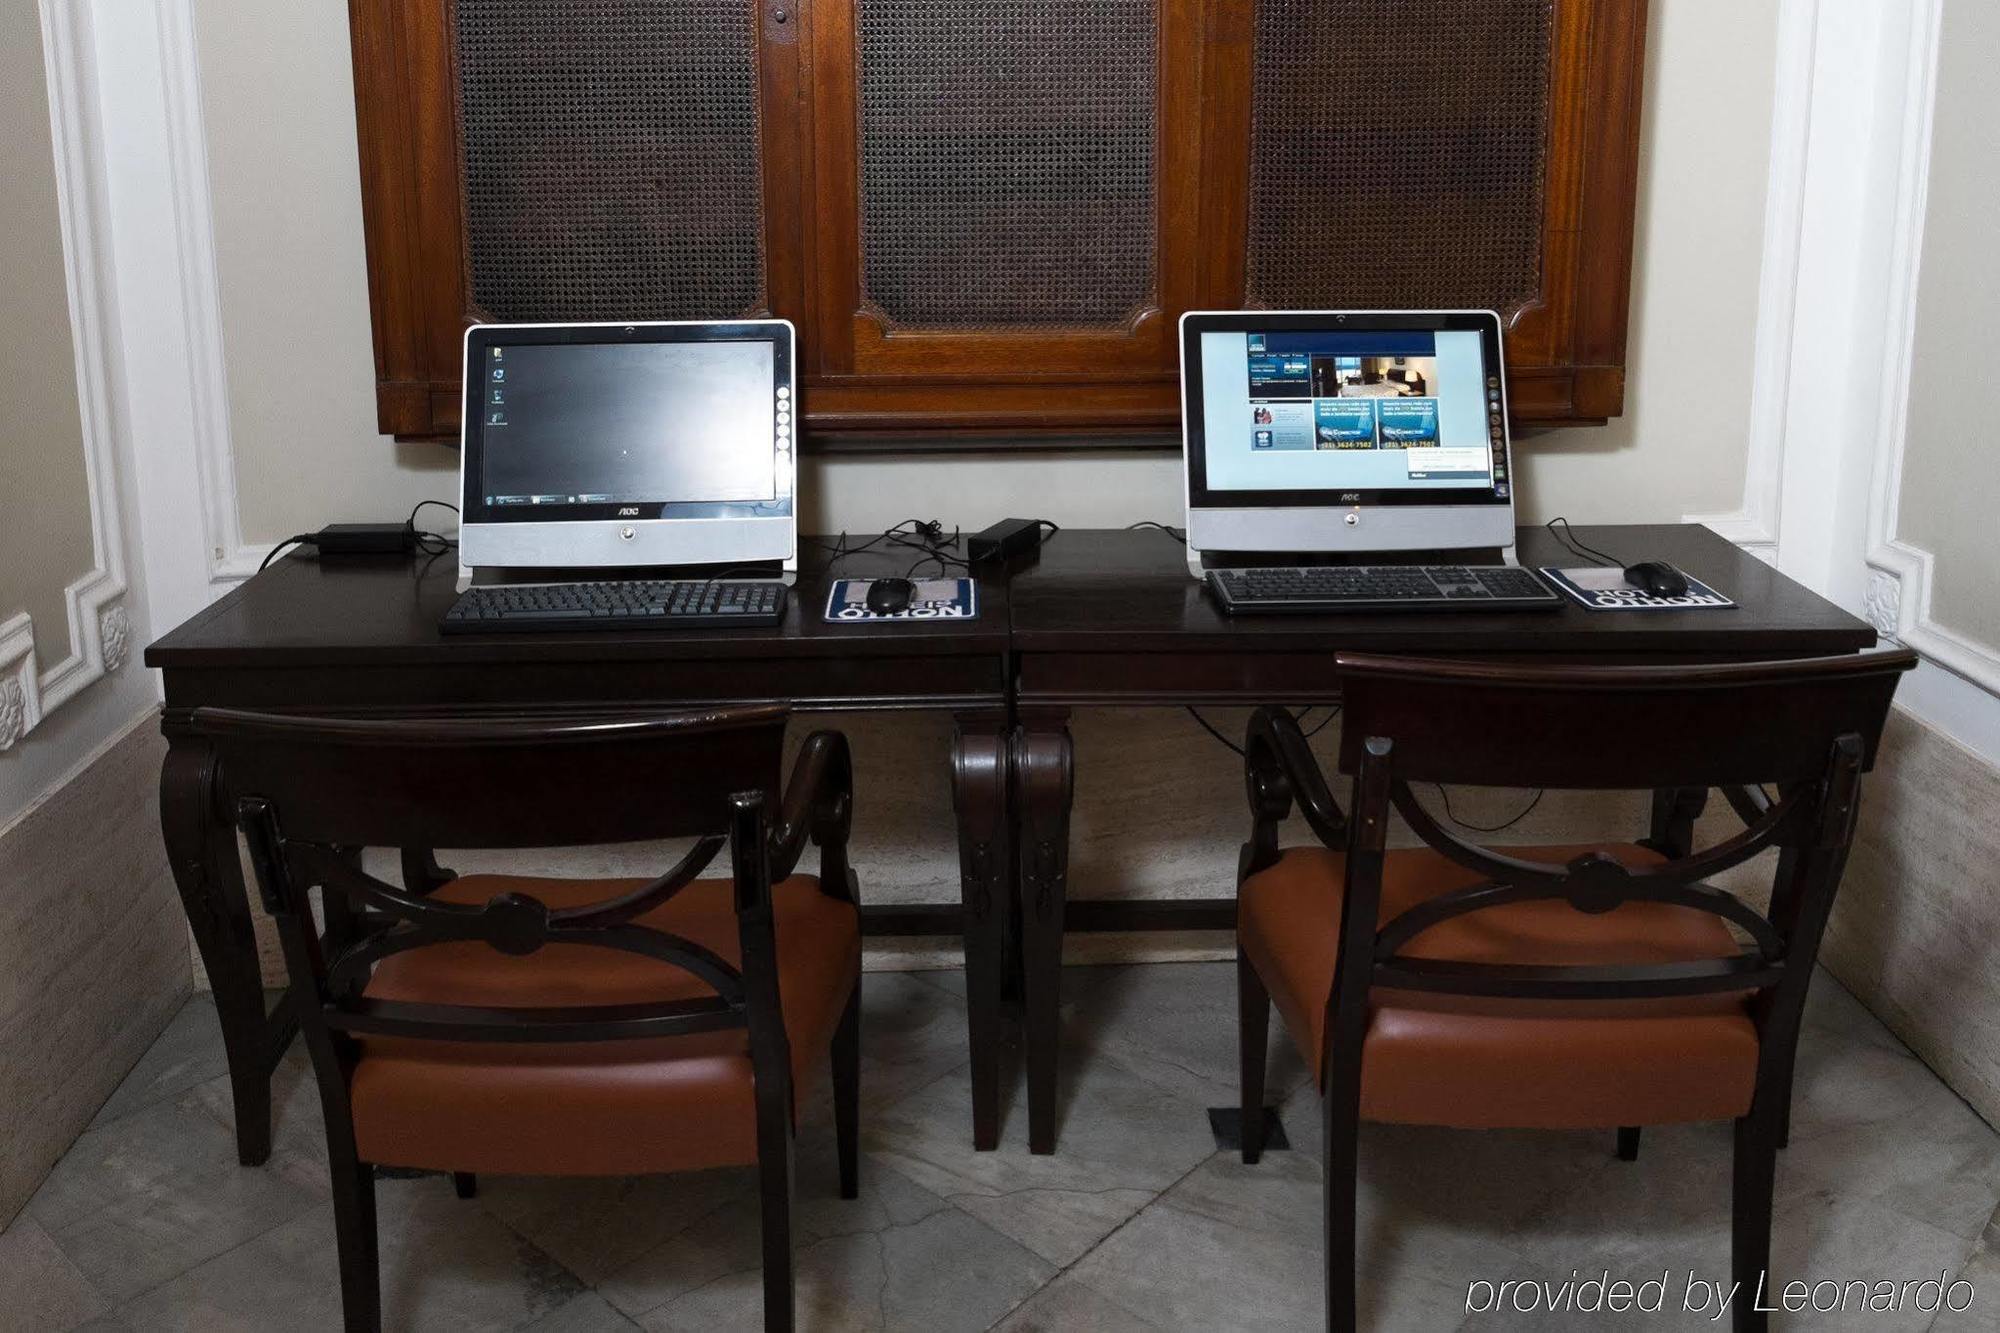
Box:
[457,554,798,594]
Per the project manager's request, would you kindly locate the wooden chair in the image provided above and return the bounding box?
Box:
[1233,650,1915,1332]
[198,704,861,1333]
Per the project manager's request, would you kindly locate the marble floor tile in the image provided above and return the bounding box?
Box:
[0,1216,110,1332]
[1048,1148,1534,1333]
[1064,961,1312,1110]
[108,1173,585,1331]
[85,998,231,1132]
[605,1132,1052,1329]
[184,1044,330,1167]
[864,1049,1218,1267]
[635,1204,1054,1333]
[519,1291,644,1331]
[478,1169,753,1288]
[844,970,979,1117]
[1926,1238,1999,1332]
[10,959,2000,1333]
[27,1092,326,1303]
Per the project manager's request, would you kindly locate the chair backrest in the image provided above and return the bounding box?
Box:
[1247,650,1914,1086]
[196,704,793,1050]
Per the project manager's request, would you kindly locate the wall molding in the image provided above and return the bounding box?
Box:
[1857,0,2000,698]
[2,2,133,752]
[1683,0,1818,564]
[155,0,258,586]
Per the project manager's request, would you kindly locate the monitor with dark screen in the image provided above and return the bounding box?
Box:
[458,320,795,571]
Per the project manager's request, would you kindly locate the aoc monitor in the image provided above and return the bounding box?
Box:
[458,319,796,571]
[1179,310,1516,561]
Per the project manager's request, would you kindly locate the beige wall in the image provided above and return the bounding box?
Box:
[0,721,188,1226]
[198,0,1775,544]
[0,2,95,672]
[1896,0,2000,649]
[1821,708,2000,1130]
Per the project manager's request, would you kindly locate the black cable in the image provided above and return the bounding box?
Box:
[1432,783,1544,834]
[1186,702,1341,756]
[1185,707,1243,756]
[1544,516,1624,568]
[258,535,316,572]
[406,499,459,555]
[1126,520,1187,545]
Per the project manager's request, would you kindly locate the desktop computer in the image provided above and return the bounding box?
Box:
[444,319,797,632]
[1178,310,1559,612]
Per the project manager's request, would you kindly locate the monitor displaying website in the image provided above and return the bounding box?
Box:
[1198,328,1506,498]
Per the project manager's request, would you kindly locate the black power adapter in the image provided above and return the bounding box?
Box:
[967,517,1049,566]
[314,523,418,556]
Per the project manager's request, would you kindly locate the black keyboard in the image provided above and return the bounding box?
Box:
[1208,564,1562,614]
[441,579,787,633]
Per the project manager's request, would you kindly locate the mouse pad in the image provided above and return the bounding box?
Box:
[1540,566,1735,612]
[824,577,979,622]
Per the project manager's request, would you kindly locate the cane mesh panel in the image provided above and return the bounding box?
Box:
[454,0,766,322]
[1246,0,1553,315]
[856,0,1157,329]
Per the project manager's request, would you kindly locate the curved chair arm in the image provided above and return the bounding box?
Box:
[1243,707,1347,870]
[769,730,855,886]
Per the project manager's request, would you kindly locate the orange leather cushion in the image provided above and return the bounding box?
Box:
[349,873,858,1176]
[1239,845,1759,1129]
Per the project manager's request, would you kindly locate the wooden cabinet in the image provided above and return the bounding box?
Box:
[348,0,1646,444]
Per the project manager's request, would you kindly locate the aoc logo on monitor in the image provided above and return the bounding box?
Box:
[617,506,642,517]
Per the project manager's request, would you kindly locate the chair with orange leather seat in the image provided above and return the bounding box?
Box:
[1233,650,1915,1333]
[201,703,862,1333]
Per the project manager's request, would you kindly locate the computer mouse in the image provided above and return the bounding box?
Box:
[865,577,915,615]
[1624,560,1690,598]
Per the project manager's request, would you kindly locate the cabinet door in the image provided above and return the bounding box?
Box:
[350,0,807,439]
[1203,0,1645,424]
[801,0,1207,434]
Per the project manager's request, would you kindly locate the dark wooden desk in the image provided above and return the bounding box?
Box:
[145,541,1019,1162]
[147,522,1879,1163]
[1004,524,1879,1152]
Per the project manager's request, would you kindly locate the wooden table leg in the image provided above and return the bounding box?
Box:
[951,714,1011,1151]
[1647,786,1710,859]
[160,732,295,1165]
[1014,714,1074,1155]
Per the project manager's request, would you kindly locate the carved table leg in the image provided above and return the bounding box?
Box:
[1014,715,1074,1155]
[951,713,1012,1151]
[160,733,293,1165]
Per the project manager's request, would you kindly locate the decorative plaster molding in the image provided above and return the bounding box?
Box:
[1862,569,1902,642]
[1,4,134,750]
[98,604,131,675]
[1683,0,1818,559]
[0,679,25,752]
[1858,0,2000,699]
[0,614,38,749]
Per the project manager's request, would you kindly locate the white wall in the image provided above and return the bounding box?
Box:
[191,0,1780,553]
